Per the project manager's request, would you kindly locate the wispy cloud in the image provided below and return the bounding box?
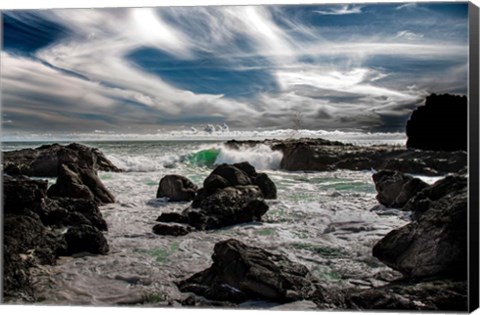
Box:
[314,5,363,15]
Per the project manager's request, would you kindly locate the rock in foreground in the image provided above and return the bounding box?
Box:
[177,239,320,304]
[373,176,467,279]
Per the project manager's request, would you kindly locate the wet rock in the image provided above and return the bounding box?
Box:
[226,138,467,175]
[152,223,191,236]
[3,142,122,177]
[406,94,467,152]
[156,212,189,224]
[156,175,197,201]
[64,225,109,255]
[3,215,66,300]
[372,170,429,208]
[203,174,230,194]
[48,163,115,205]
[233,162,258,177]
[253,173,277,199]
[41,197,108,231]
[373,176,467,279]
[3,175,48,214]
[206,164,252,187]
[346,279,467,311]
[178,239,319,303]
[186,186,268,230]
[403,175,467,220]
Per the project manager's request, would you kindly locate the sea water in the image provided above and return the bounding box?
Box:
[2,136,440,307]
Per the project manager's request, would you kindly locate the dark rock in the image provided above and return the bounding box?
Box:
[48,163,115,205]
[373,176,467,279]
[152,223,191,236]
[406,94,467,152]
[403,175,467,220]
[372,170,429,208]
[41,197,108,231]
[203,174,230,194]
[208,164,252,187]
[346,279,467,311]
[156,212,189,224]
[226,138,467,175]
[3,215,66,299]
[3,142,122,177]
[253,173,277,199]
[177,239,319,303]
[64,225,109,255]
[233,162,258,177]
[3,175,48,214]
[156,175,197,201]
[185,186,268,230]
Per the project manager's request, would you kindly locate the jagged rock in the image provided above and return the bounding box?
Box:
[403,175,467,220]
[3,215,66,299]
[253,173,277,199]
[47,163,115,205]
[233,162,258,177]
[225,138,467,175]
[406,94,467,151]
[186,186,268,230]
[346,279,467,311]
[372,170,429,208]
[152,223,191,236]
[3,142,122,177]
[156,175,197,201]
[177,239,319,303]
[41,197,108,231]
[205,164,252,188]
[3,175,48,214]
[373,176,467,279]
[64,225,109,255]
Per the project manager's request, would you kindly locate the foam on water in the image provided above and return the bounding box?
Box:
[214,144,283,170]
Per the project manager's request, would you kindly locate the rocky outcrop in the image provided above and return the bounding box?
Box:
[225,138,466,175]
[47,163,115,205]
[3,175,48,215]
[372,170,429,208]
[347,279,467,311]
[3,142,122,177]
[406,94,467,152]
[373,176,467,279]
[156,163,275,234]
[177,239,322,304]
[156,175,197,201]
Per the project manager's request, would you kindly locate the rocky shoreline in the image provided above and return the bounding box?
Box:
[2,136,468,310]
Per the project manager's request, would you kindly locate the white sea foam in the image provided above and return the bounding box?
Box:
[214,144,283,170]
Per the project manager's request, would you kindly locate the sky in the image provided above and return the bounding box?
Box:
[1,2,469,136]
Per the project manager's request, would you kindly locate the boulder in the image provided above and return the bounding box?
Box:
[64,225,109,255]
[406,94,467,152]
[403,176,467,220]
[207,164,252,187]
[178,239,319,303]
[48,163,115,205]
[156,175,197,201]
[372,176,467,279]
[152,223,191,236]
[186,186,268,230]
[253,173,277,199]
[3,142,122,177]
[372,170,429,208]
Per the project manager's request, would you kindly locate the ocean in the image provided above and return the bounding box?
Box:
[2,132,443,307]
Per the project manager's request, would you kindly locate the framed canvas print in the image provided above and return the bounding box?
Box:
[1,0,479,313]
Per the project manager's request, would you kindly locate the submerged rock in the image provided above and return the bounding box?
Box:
[48,163,115,205]
[3,142,122,177]
[178,239,319,304]
[373,176,467,279]
[406,94,467,152]
[152,223,191,236]
[372,170,429,208]
[156,175,197,201]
